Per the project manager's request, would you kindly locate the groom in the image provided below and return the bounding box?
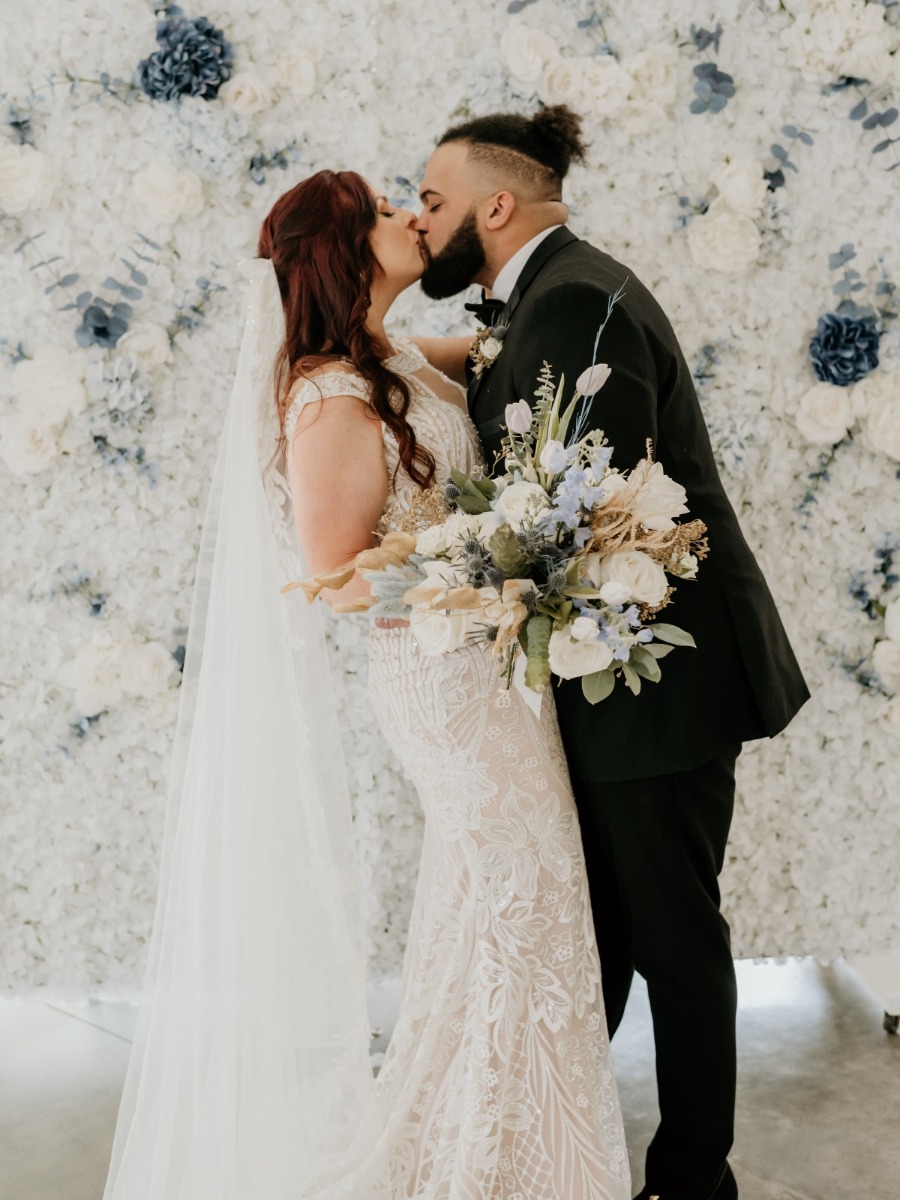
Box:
[416,106,810,1200]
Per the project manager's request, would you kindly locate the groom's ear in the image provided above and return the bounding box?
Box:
[482,190,517,232]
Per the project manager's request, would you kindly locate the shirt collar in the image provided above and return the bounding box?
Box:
[490,225,565,305]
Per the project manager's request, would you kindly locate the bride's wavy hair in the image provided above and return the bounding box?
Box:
[258,169,435,487]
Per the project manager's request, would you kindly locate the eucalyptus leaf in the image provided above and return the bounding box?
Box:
[631,650,662,683]
[621,662,641,695]
[649,623,697,648]
[523,615,551,692]
[582,669,615,704]
[850,99,868,120]
[641,643,675,659]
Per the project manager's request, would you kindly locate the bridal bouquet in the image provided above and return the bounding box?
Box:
[299,359,709,705]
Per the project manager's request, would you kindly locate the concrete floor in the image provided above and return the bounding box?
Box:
[2,960,898,1200]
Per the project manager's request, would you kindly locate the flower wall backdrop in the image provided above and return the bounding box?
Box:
[2,0,899,997]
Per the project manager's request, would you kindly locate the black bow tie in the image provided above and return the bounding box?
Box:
[464,290,506,328]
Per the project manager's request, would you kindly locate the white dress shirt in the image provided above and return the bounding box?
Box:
[490,225,565,304]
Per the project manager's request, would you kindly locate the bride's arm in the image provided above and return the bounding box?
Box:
[287,393,388,609]
[410,336,474,386]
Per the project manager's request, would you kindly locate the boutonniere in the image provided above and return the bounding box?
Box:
[469,320,508,379]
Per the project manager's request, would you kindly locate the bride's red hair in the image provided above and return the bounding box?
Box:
[258,169,435,487]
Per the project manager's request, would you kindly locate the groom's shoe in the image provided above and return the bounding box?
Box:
[632,1161,738,1200]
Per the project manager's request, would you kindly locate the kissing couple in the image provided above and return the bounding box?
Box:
[103,105,809,1200]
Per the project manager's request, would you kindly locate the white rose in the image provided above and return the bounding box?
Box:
[58,640,127,716]
[548,628,614,679]
[408,607,472,656]
[218,71,274,114]
[444,512,483,544]
[620,44,679,131]
[795,382,853,446]
[133,156,204,225]
[276,48,318,97]
[494,481,551,531]
[505,26,559,85]
[0,413,59,476]
[12,345,87,429]
[539,439,569,474]
[672,553,699,580]
[885,599,900,643]
[628,459,690,531]
[115,321,172,369]
[594,549,669,607]
[710,157,768,218]
[599,580,632,607]
[598,471,628,504]
[879,695,900,737]
[415,523,451,557]
[0,140,55,214]
[480,336,502,361]
[873,639,900,688]
[583,54,628,120]
[570,615,600,642]
[853,371,900,461]
[122,640,177,698]
[539,57,585,107]
[687,198,761,273]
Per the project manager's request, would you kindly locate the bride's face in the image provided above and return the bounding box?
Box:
[368,190,425,293]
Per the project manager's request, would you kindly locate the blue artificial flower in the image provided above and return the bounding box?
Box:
[137,7,234,103]
[809,312,880,387]
[75,304,127,349]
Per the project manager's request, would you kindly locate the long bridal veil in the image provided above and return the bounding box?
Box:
[103,260,389,1199]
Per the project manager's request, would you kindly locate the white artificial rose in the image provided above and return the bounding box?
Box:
[873,639,900,688]
[795,382,853,446]
[12,345,87,428]
[415,523,451,557]
[628,459,690,530]
[583,54,628,119]
[880,695,900,737]
[885,599,900,643]
[115,322,172,369]
[133,156,204,225]
[408,607,472,656]
[599,579,631,607]
[687,198,761,273]
[0,140,55,214]
[122,640,177,698]
[276,48,318,97]
[710,157,768,218]
[781,1,895,84]
[570,615,600,642]
[598,471,628,503]
[0,414,59,475]
[548,627,614,679]
[218,71,274,114]
[620,44,679,131]
[539,57,585,107]
[504,26,558,85]
[480,336,502,361]
[58,639,128,716]
[539,439,569,474]
[494,481,551,531]
[853,371,900,462]
[594,549,669,607]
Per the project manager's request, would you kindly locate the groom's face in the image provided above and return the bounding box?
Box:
[417,143,487,299]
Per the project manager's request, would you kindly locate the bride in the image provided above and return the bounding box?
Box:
[102,168,631,1200]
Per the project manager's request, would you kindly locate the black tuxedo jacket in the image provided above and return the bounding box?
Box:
[468,227,810,782]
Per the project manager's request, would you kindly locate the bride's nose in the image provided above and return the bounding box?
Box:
[399,208,417,230]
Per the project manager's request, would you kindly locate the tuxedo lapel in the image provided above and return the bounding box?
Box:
[467,227,579,414]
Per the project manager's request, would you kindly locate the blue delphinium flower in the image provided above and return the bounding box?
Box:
[809,312,880,386]
[138,7,234,103]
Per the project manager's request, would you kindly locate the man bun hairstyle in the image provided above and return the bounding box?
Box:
[438,105,587,198]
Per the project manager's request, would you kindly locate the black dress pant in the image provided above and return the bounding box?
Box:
[570,747,741,1200]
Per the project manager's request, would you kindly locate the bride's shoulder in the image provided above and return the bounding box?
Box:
[285,362,371,437]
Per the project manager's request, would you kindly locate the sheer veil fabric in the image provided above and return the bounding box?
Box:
[103,259,391,1199]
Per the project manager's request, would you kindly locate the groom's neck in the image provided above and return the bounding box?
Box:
[479,201,568,291]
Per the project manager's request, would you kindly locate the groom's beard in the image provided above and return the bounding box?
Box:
[419,209,487,299]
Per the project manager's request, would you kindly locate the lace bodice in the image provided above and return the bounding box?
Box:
[284,339,484,538]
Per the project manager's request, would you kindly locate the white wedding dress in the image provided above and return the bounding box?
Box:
[285,340,631,1200]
